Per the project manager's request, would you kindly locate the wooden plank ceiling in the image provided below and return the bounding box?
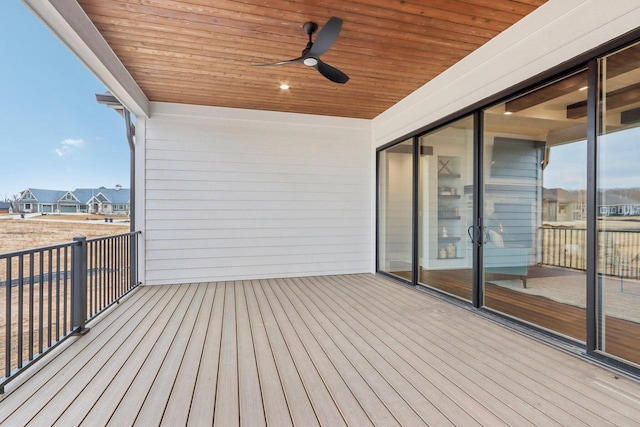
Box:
[78,0,547,119]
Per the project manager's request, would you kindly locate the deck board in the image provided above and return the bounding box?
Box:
[213,282,240,427]
[187,281,225,426]
[107,283,200,426]
[280,277,424,426]
[358,274,640,425]
[235,280,266,427]
[134,283,208,426]
[2,274,640,426]
[56,285,183,427]
[251,280,318,427]
[310,275,528,426]
[260,278,345,426]
[332,276,591,425]
[160,283,216,426]
[244,281,293,427]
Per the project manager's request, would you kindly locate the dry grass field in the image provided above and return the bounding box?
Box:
[1,216,130,375]
[0,216,129,254]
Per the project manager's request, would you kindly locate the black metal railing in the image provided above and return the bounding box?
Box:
[0,231,140,392]
[541,226,640,278]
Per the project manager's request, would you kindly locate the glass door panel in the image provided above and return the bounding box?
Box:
[378,139,414,281]
[597,42,640,365]
[483,71,588,341]
[418,116,474,300]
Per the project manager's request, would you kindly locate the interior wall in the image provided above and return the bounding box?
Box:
[142,102,372,285]
[372,0,640,147]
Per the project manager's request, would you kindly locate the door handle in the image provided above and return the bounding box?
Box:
[468,225,486,246]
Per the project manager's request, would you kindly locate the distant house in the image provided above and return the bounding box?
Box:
[598,191,640,218]
[542,188,586,222]
[16,187,130,215]
[0,202,12,214]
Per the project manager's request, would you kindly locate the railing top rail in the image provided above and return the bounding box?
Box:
[540,225,640,233]
[0,241,77,259]
[86,230,141,244]
[0,230,141,258]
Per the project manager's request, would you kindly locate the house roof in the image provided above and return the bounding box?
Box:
[600,191,640,206]
[18,188,130,204]
[76,188,131,204]
[0,202,11,210]
[27,0,547,119]
[22,188,68,203]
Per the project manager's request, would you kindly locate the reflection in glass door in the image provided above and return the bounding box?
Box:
[597,42,640,366]
[418,116,474,300]
[378,139,413,281]
[482,71,588,341]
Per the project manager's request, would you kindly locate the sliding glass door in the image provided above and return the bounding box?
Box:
[378,139,413,281]
[597,41,640,365]
[376,38,640,372]
[417,116,474,300]
[482,71,589,340]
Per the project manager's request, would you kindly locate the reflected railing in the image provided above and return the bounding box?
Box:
[541,226,640,278]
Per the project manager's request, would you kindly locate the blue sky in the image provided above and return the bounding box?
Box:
[0,2,130,200]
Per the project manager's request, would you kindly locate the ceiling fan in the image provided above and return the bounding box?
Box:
[256,17,349,84]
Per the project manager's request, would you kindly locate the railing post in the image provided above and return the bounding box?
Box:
[130,232,138,288]
[71,236,90,335]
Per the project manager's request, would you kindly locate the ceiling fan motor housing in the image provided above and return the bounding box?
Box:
[303,22,318,35]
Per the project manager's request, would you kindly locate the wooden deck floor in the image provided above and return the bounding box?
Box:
[2,274,640,426]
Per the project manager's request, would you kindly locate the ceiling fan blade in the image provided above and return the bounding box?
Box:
[315,59,349,84]
[308,17,342,57]
[253,57,304,67]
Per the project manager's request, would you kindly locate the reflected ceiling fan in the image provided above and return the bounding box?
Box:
[255,17,349,84]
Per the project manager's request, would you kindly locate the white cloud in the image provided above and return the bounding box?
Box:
[62,138,84,147]
[55,138,84,157]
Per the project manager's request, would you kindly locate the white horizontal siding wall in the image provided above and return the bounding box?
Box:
[142,102,371,285]
[372,0,640,146]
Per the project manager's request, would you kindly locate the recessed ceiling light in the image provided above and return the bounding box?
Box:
[504,111,513,115]
[579,86,588,91]
[279,83,290,90]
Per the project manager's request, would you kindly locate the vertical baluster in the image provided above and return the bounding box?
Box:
[544,227,548,265]
[28,252,34,361]
[47,249,53,347]
[88,240,94,318]
[125,234,130,290]
[56,247,60,341]
[109,238,114,304]
[581,228,585,269]
[633,232,638,279]
[92,240,96,315]
[118,236,127,295]
[93,240,98,314]
[5,257,12,378]
[64,246,68,334]
[115,236,119,298]
[552,228,556,266]
[102,239,106,311]
[119,235,123,296]
[568,228,572,269]
[569,228,580,268]
[92,240,96,317]
[564,228,568,268]
[38,250,44,354]
[111,237,115,302]
[18,254,23,367]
